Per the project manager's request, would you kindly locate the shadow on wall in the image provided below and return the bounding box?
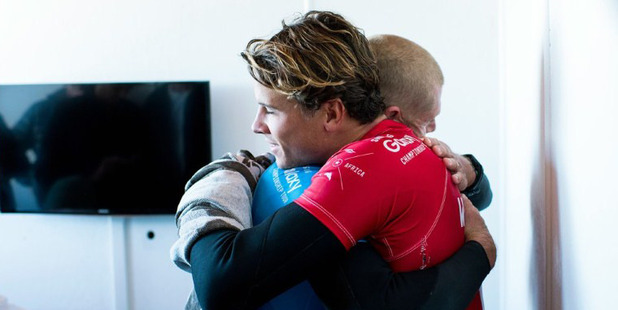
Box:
[530,57,563,310]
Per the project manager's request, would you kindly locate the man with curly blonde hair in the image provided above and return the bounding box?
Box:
[172,11,495,310]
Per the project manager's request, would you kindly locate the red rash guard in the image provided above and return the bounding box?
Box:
[296,120,483,309]
[296,119,465,272]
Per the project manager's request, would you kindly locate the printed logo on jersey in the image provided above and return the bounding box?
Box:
[283,168,303,193]
[271,167,289,203]
[371,134,427,165]
[321,151,374,190]
[400,144,427,165]
[344,162,365,177]
[371,134,394,143]
[382,135,418,153]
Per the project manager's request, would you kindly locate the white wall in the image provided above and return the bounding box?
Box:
[501,0,618,309]
[550,0,618,309]
[500,0,547,308]
[0,0,506,309]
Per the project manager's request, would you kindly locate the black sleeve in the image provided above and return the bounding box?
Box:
[309,241,491,310]
[189,202,346,310]
[462,154,493,211]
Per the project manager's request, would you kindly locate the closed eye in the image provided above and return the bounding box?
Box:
[258,103,276,115]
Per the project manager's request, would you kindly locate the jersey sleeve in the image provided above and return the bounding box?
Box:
[295,151,387,250]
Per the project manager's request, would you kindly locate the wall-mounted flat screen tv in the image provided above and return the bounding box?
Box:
[0,81,211,215]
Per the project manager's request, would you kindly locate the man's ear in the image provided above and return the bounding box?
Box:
[385,106,403,122]
[322,98,345,131]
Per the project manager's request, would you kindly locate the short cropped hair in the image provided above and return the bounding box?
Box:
[369,34,444,117]
[241,11,384,124]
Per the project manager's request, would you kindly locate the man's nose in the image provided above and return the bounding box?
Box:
[251,108,268,134]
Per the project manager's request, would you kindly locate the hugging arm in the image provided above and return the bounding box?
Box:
[310,196,495,310]
[460,154,492,210]
[172,151,494,310]
[190,202,346,309]
[170,151,347,309]
[310,241,490,310]
[423,137,493,210]
[189,201,492,310]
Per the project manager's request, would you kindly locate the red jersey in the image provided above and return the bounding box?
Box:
[295,120,465,272]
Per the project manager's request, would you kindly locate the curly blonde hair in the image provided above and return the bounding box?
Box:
[241,11,384,124]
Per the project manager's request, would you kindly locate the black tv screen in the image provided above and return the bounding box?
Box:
[0,82,211,215]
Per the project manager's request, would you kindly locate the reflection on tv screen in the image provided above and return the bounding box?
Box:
[0,82,211,215]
